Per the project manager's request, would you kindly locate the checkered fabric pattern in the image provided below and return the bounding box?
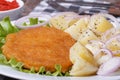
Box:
[30,0,120,22]
[30,0,56,15]
[30,0,108,15]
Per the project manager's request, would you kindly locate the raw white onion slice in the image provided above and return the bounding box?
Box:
[104,33,120,48]
[117,37,120,42]
[101,28,116,42]
[112,50,120,55]
[98,48,113,57]
[97,57,120,76]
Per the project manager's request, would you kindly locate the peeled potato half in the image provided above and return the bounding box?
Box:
[69,42,98,76]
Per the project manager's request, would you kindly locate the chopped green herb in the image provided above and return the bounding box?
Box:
[22,18,45,26]
[46,24,50,27]
[39,20,45,23]
[29,18,38,25]
[22,22,27,26]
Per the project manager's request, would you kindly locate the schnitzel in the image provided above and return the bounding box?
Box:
[2,27,75,72]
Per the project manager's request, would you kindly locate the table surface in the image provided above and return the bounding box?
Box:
[22,0,42,16]
[22,0,120,16]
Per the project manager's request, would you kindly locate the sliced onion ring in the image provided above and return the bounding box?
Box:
[117,37,120,42]
[112,50,120,55]
[101,28,116,41]
[97,48,113,57]
[97,57,120,76]
[104,33,120,48]
[15,14,51,29]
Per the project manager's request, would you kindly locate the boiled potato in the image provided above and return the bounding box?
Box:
[107,39,120,51]
[88,14,113,36]
[49,12,80,30]
[101,28,120,42]
[95,53,112,65]
[86,41,112,65]
[70,57,98,76]
[65,16,90,40]
[70,41,97,65]
[70,42,98,76]
[85,40,102,56]
[78,29,99,46]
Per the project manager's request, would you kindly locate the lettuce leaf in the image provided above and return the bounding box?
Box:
[0,25,7,37]
[0,17,19,48]
[0,53,70,76]
[0,17,19,37]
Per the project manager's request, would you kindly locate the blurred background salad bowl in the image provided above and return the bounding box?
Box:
[0,0,24,20]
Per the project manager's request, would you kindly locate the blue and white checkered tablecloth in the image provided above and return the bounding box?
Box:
[29,0,120,21]
[30,0,109,14]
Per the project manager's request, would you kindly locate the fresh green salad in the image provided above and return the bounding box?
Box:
[0,17,69,76]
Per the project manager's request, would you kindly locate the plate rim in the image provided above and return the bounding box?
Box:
[0,65,120,80]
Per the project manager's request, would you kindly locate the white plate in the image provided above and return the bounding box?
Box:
[1,14,120,80]
[1,64,120,80]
